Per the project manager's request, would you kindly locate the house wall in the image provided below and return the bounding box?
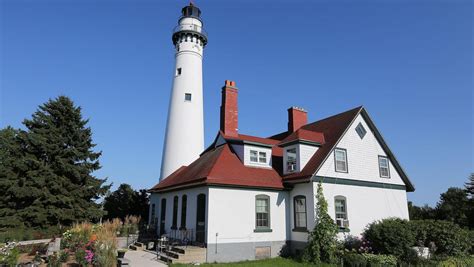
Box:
[206,187,289,262]
[299,144,319,170]
[316,113,406,186]
[317,182,409,236]
[149,187,209,240]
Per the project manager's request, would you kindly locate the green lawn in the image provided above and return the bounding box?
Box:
[171,257,332,266]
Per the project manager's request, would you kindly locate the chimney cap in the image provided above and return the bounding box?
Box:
[224,80,237,88]
[288,106,307,112]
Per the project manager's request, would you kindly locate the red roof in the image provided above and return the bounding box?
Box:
[150,106,414,192]
[151,143,284,192]
[279,128,326,146]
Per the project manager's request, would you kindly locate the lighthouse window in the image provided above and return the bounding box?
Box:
[176,68,182,76]
[185,93,192,101]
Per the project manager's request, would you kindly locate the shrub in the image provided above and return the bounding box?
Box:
[0,242,20,266]
[435,256,474,267]
[410,220,471,256]
[363,218,415,260]
[343,252,367,267]
[362,253,397,266]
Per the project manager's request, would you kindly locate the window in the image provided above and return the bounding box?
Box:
[355,122,367,139]
[180,195,187,229]
[335,196,348,229]
[176,68,182,76]
[184,93,192,101]
[255,195,270,229]
[250,150,258,163]
[334,148,348,173]
[258,152,267,163]
[172,196,178,229]
[293,196,307,230]
[378,156,390,178]
[286,148,297,172]
[151,204,156,226]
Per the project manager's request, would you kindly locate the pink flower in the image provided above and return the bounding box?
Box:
[85,249,94,263]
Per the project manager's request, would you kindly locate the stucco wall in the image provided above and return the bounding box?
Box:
[207,187,289,261]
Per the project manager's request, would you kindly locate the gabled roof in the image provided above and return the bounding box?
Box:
[150,106,415,193]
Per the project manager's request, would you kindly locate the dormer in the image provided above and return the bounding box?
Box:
[218,80,273,169]
[280,107,324,174]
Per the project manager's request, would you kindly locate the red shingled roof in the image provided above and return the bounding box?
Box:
[150,143,284,192]
[150,106,414,192]
[279,128,326,146]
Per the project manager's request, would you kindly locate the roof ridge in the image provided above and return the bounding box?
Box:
[303,105,363,129]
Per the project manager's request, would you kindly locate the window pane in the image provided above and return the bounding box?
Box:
[296,213,306,227]
[295,198,305,212]
[258,152,266,163]
[250,150,258,162]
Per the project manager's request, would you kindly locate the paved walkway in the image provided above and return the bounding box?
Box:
[124,250,168,267]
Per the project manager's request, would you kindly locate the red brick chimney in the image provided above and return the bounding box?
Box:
[288,106,307,132]
[220,80,238,137]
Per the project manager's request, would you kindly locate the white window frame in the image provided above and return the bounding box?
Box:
[334,196,349,229]
[258,151,267,163]
[378,156,390,178]
[334,148,348,173]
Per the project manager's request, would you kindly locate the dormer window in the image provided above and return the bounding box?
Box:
[286,148,297,172]
[250,150,267,163]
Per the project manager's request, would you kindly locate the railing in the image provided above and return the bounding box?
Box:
[173,24,208,39]
[161,228,206,247]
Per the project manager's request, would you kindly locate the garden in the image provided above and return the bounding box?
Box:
[0,216,140,267]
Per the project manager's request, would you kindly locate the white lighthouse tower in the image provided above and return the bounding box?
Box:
[160,3,208,180]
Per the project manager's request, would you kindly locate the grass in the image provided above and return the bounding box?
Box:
[171,257,334,266]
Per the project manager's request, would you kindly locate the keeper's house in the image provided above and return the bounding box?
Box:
[148,80,414,263]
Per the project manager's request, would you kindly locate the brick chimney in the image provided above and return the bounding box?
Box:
[220,80,238,137]
[288,106,307,132]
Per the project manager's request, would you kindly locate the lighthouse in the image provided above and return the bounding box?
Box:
[160,3,208,180]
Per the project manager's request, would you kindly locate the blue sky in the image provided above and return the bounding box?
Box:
[1,0,472,206]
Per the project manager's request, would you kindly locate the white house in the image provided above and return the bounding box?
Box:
[149,79,414,262]
[149,3,414,263]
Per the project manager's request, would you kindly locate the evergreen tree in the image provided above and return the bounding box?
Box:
[0,127,24,229]
[466,173,474,197]
[7,96,110,227]
[303,182,338,264]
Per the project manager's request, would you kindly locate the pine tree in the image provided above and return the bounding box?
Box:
[0,127,25,229]
[303,182,338,264]
[466,173,474,197]
[11,96,110,227]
